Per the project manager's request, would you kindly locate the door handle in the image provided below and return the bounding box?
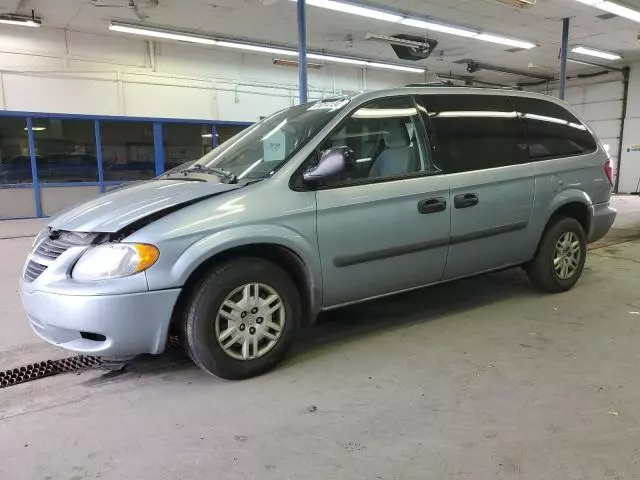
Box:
[417,197,447,214]
[454,193,479,209]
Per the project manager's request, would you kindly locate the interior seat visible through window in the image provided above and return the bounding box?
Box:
[314,96,433,186]
[368,119,419,178]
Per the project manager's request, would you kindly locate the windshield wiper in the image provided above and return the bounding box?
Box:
[188,164,237,184]
[157,176,206,182]
[168,164,238,184]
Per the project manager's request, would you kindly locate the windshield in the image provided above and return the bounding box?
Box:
[178,98,350,181]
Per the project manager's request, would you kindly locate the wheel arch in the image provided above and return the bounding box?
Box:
[531,190,592,258]
[544,190,592,235]
[169,227,322,333]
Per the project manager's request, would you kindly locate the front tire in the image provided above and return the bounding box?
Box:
[526,216,587,293]
[182,258,300,380]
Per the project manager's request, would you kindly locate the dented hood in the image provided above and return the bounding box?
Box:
[49,179,242,233]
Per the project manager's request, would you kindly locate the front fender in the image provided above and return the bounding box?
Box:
[161,224,322,309]
[173,224,321,282]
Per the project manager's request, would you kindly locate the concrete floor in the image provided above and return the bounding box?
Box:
[1,197,640,479]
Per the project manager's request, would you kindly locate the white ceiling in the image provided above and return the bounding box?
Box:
[3,0,640,84]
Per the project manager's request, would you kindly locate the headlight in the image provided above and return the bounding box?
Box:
[72,243,159,281]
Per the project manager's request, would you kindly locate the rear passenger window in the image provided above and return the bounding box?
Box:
[510,97,597,160]
[418,94,527,174]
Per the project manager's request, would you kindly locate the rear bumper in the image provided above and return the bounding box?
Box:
[588,202,617,243]
[21,286,181,356]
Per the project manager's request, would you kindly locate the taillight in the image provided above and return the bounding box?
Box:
[604,158,614,186]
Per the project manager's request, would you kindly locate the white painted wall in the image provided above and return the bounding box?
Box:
[0,25,427,121]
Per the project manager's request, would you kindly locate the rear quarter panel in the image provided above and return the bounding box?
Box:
[526,149,610,255]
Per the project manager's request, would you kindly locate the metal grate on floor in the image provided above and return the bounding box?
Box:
[0,336,183,389]
[0,356,104,388]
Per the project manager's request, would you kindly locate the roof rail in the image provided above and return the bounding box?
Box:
[404,82,523,91]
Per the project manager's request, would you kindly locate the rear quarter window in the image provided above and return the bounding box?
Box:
[509,97,597,160]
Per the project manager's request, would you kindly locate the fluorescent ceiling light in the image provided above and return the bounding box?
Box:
[366,62,424,73]
[575,0,640,23]
[201,133,213,138]
[474,33,536,49]
[25,126,47,131]
[302,0,402,22]
[109,22,425,74]
[307,53,367,66]
[291,0,535,48]
[309,54,423,72]
[274,58,325,69]
[109,23,218,45]
[571,45,621,60]
[0,16,41,27]
[217,41,297,56]
[399,18,478,38]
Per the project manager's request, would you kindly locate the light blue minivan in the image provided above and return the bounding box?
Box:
[21,87,616,379]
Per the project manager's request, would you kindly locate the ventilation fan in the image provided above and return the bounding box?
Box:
[365,33,437,60]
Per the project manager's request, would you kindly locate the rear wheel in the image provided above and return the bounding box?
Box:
[182,258,300,379]
[526,216,586,293]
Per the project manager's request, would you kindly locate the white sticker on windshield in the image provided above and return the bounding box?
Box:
[263,131,286,162]
[308,99,349,111]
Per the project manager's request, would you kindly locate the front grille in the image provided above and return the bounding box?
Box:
[23,261,47,283]
[23,230,98,283]
[34,231,96,260]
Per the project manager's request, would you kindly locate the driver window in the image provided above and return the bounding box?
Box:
[318,96,431,186]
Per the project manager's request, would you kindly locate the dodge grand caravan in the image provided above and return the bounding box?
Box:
[21,87,616,379]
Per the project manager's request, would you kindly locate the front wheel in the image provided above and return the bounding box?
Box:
[526,216,587,293]
[182,258,300,380]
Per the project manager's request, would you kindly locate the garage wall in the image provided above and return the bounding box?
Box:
[0,26,427,122]
[619,62,640,194]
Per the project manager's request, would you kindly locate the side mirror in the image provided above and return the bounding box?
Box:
[303,146,355,184]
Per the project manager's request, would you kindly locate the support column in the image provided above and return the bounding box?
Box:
[559,17,570,100]
[211,125,219,149]
[26,117,42,218]
[153,122,164,176]
[297,0,308,104]
[95,120,105,193]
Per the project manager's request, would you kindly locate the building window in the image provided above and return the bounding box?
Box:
[217,125,247,144]
[0,117,31,185]
[32,118,98,183]
[163,123,214,171]
[101,121,155,182]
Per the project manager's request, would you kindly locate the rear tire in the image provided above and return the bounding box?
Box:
[182,258,300,380]
[526,216,586,293]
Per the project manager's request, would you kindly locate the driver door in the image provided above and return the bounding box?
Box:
[313,96,451,307]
